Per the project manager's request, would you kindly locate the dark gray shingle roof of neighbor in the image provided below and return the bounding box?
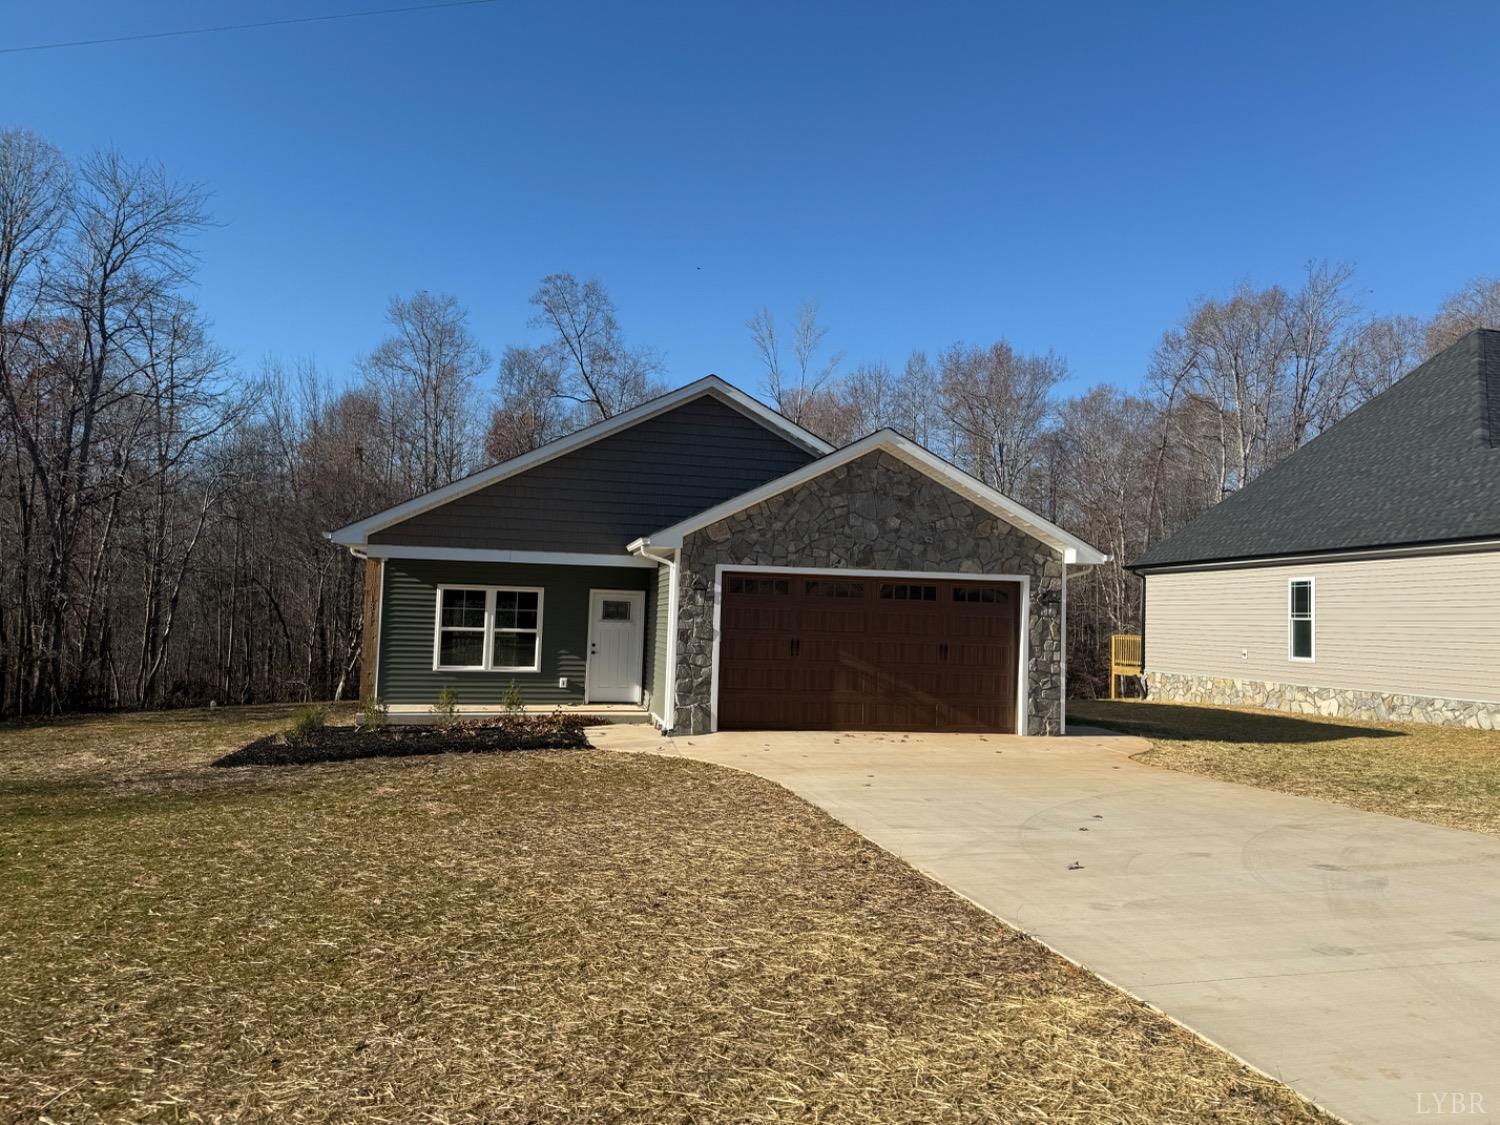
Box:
[1131,328,1500,569]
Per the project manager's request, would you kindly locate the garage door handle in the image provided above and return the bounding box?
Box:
[939,642,949,662]
[790,638,801,657]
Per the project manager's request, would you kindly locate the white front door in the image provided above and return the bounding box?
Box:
[587,590,645,704]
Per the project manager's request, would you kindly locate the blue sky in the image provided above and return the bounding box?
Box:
[5,0,1497,396]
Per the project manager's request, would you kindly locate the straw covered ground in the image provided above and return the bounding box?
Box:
[0,705,1324,1123]
[1072,698,1500,837]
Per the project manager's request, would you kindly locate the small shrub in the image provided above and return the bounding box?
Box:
[432,685,459,726]
[288,703,327,740]
[360,694,388,730]
[501,678,525,716]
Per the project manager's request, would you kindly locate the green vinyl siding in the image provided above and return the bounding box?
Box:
[642,573,657,710]
[378,558,651,706]
[647,562,672,723]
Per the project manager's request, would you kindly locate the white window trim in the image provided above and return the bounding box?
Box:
[1288,576,1316,663]
[432,584,545,673]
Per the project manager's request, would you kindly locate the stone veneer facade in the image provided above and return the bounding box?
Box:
[1148,670,1500,730]
[671,450,1064,736]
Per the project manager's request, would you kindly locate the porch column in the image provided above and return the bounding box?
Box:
[360,556,383,701]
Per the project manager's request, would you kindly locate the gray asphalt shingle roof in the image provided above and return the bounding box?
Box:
[1131,328,1500,569]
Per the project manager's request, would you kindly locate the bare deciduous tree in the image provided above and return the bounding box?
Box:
[1425,275,1500,355]
[486,345,566,461]
[529,273,662,421]
[1350,314,1425,401]
[938,340,1065,498]
[0,135,210,712]
[748,300,842,425]
[5,124,1497,722]
[1146,263,1377,495]
[126,299,247,708]
[1281,260,1360,447]
[361,290,489,494]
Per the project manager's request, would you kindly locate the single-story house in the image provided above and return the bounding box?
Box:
[329,376,1107,735]
[1131,328,1500,728]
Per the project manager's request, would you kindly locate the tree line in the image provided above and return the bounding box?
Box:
[1,127,1494,715]
[745,270,1497,693]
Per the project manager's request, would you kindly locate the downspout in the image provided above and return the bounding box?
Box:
[1060,560,1067,735]
[631,539,678,733]
[1138,569,1148,699]
[1062,557,1108,729]
[334,539,380,703]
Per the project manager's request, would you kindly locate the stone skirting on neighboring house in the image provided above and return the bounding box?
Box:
[672,450,1064,737]
[1147,670,1500,730]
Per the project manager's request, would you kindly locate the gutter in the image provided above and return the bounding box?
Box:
[1129,535,1500,575]
[628,538,679,734]
[323,529,367,560]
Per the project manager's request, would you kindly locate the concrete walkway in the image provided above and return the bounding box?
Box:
[589,724,1500,1125]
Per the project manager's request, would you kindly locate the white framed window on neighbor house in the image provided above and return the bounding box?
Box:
[1288,577,1315,662]
[433,585,543,672]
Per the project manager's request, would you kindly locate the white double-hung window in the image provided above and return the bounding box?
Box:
[1288,578,1315,661]
[434,586,543,672]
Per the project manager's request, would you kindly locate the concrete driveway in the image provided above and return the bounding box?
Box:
[590,724,1500,1125]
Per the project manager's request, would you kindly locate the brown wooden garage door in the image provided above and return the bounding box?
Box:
[716,571,1021,733]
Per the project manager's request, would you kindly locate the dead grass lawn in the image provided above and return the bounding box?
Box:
[1071,699,1500,836]
[1,706,1324,1123]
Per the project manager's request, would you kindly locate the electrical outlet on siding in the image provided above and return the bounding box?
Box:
[558,676,568,688]
[1241,648,1248,660]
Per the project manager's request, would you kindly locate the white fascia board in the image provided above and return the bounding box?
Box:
[646,429,1109,565]
[362,544,657,568]
[1132,536,1500,574]
[706,380,835,457]
[327,376,832,547]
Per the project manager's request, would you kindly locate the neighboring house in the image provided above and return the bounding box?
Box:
[1132,328,1500,729]
[329,376,1106,735]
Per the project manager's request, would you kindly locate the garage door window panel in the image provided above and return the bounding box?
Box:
[953,586,1010,604]
[879,583,938,601]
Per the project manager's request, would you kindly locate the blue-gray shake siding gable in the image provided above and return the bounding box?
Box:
[378,559,651,706]
[368,395,818,553]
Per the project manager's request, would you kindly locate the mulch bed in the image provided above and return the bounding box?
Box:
[213,714,596,768]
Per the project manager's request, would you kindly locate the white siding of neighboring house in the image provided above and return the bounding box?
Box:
[1144,547,1500,704]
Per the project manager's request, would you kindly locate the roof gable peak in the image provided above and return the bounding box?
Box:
[328,375,831,547]
[642,428,1108,565]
